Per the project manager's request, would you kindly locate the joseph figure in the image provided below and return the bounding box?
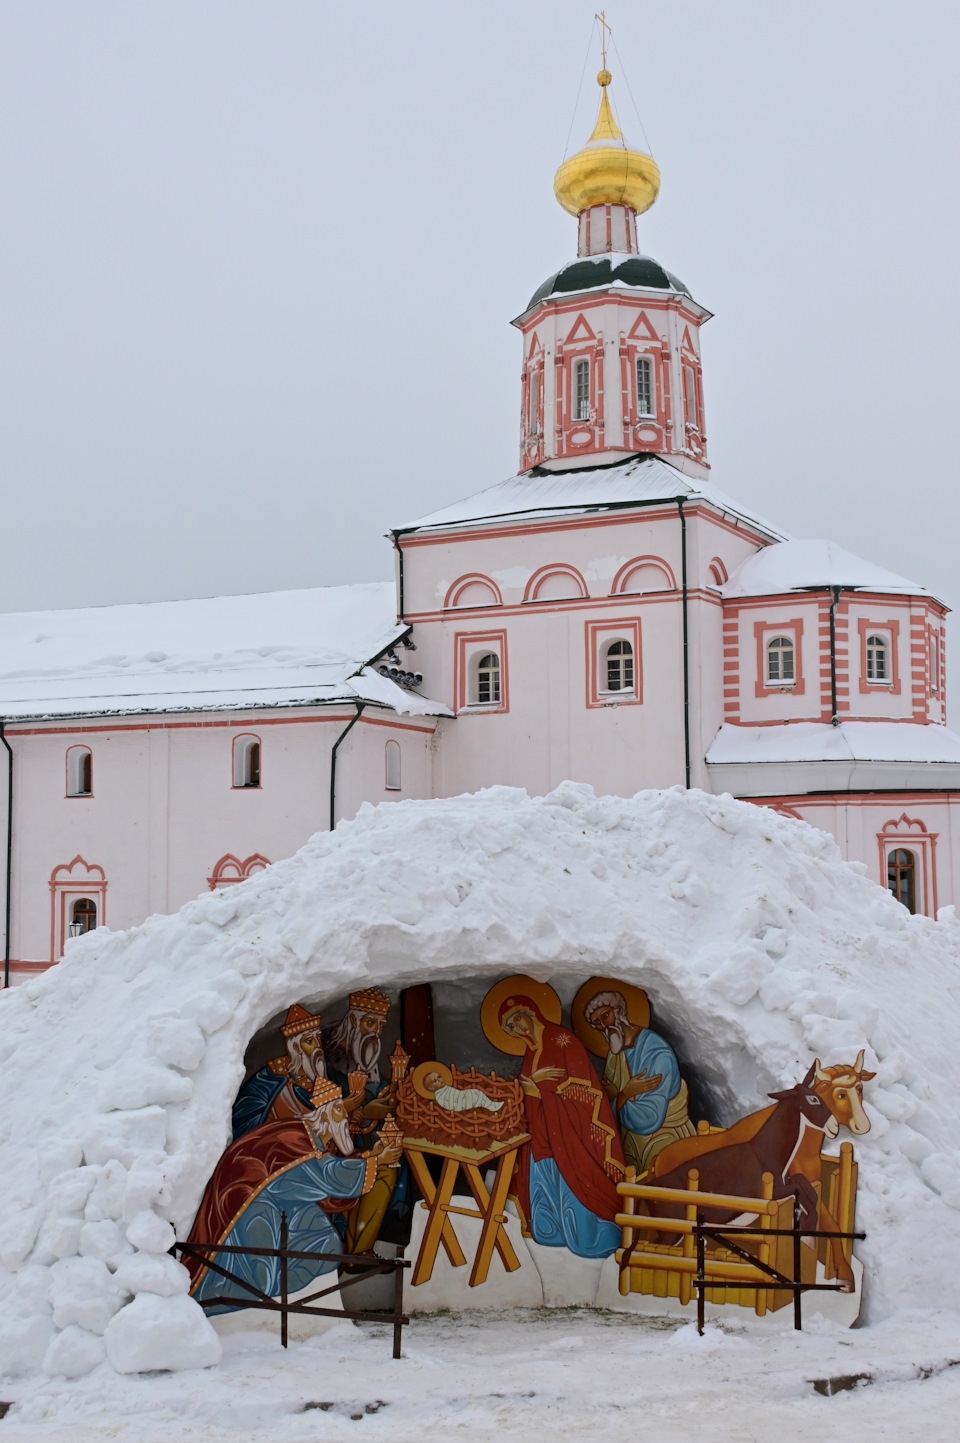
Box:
[584,990,695,1174]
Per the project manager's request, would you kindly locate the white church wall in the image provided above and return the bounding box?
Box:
[844,596,919,721]
[757,793,960,917]
[730,596,825,725]
[4,708,439,974]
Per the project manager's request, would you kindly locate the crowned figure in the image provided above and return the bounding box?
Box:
[231,1003,328,1140]
[186,1077,403,1311]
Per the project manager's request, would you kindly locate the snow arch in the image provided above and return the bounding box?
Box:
[2,783,960,1378]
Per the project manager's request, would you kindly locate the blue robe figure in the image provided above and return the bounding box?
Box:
[603,1027,695,1174]
[185,1113,378,1312]
[231,1003,326,1141]
[231,1061,313,1140]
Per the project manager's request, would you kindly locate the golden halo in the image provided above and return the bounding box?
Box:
[411,1061,452,1099]
[571,976,651,1059]
[480,975,562,1056]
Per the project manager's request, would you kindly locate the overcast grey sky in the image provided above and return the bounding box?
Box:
[2,2,958,676]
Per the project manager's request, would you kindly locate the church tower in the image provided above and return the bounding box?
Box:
[514,58,712,479]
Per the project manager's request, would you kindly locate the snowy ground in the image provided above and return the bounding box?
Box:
[3,1308,960,1442]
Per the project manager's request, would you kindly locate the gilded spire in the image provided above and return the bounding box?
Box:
[553,58,660,219]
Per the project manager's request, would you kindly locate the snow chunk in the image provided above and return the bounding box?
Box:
[103,1293,222,1374]
[48,1256,126,1333]
[125,1209,176,1253]
[147,1017,207,1071]
[43,1323,106,1378]
[113,1252,190,1298]
[83,1107,167,1167]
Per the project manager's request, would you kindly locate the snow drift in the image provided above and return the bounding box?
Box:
[2,783,959,1381]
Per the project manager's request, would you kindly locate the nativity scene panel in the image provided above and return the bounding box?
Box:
[185,971,873,1328]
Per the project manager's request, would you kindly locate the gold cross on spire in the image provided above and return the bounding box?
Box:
[595,10,611,73]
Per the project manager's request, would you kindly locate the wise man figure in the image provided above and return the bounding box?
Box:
[186,1077,403,1311]
[322,988,392,1096]
[584,990,695,1174]
[321,987,404,1255]
[231,1003,331,1141]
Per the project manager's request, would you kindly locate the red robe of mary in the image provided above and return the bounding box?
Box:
[510,1009,626,1240]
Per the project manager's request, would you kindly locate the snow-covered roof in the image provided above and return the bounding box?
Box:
[0,583,450,722]
[721,539,932,601]
[707,721,960,767]
[400,455,789,541]
[706,721,960,793]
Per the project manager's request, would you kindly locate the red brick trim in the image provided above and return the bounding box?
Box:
[610,555,677,595]
[49,856,107,963]
[523,563,589,603]
[454,630,509,714]
[584,617,643,708]
[877,814,938,917]
[444,573,504,610]
[208,853,271,889]
[754,618,805,698]
[858,618,901,696]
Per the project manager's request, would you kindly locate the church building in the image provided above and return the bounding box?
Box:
[2,63,959,982]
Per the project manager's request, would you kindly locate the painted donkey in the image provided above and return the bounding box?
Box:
[640,1052,875,1290]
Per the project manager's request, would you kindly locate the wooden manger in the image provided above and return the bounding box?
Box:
[396,1067,530,1289]
[616,1139,858,1317]
[395,1066,525,1153]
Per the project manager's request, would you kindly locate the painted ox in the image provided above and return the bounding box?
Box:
[640,1052,875,1290]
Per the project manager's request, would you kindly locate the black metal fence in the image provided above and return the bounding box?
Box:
[687,1192,866,1334]
[176,1212,410,1358]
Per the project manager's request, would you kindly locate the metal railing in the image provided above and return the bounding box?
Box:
[176,1211,410,1358]
[619,1188,865,1334]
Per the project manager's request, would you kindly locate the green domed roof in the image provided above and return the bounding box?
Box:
[526,254,689,312]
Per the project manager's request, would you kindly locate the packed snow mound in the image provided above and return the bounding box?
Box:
[2,783,960,1380]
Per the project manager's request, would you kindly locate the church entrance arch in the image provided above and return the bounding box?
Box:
[49,855,106,961]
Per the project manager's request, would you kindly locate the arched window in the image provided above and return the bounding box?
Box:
[233,734,261,788]
[766,635,795,684]
[887,848,916,914]
[474,653,501,706]
[574,358,590,421]
[385,740,401,791]
[70,897,97,937]
[602,639,634,694]
[866,634,889,682]
[636,356,654,416]
[66,745,92,797]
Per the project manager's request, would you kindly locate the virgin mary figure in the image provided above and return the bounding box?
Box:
[482,977,626,1259]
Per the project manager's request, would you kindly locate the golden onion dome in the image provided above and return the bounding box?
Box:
[553,69,660,218]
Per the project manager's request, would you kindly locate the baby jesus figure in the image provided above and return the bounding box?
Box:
[417,1062,504,1114]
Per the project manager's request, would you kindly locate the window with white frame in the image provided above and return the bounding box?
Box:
[385,739,401,790]
[233,733,261,788]
[527,367,539,434]
[765,635,795,685]
[66,745,92,797]
[931,632,940,694]
[866,633,890,683]
[601,638,635,694]
[636,356,654,416]
[473,652,501,705]
[684,365,697,423]
[574,358,590,421]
